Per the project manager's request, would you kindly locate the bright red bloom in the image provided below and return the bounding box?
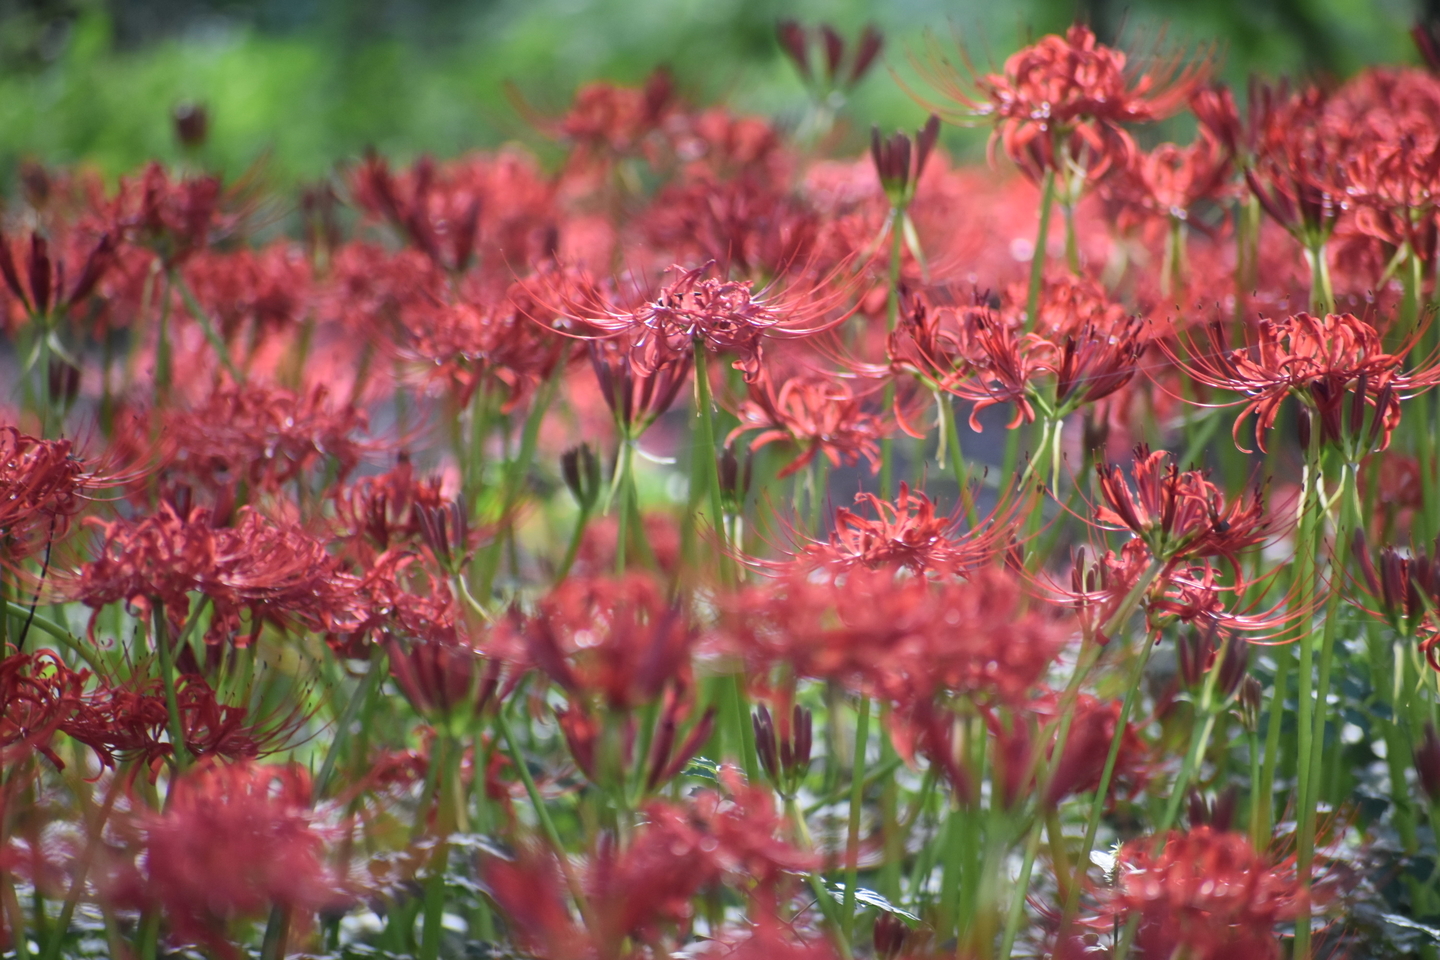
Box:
[561,262,849,381]
[71,504,350,644]
[1164,312,1436,453]
[0,428,97,566]
[786,482,1018,574]
[1101,827,1305,960]
[916,25,1209,181]
[103,761,345,958]
[0,650,90,769]
[1094,445,1269,571]
[728,371,884,477]
[514,572,694,713]
[727,564,1065,705]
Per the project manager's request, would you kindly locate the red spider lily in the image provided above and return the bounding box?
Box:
[70,504,351,645]
[914,25,1210,182]
[777,21,884,94]
[0,229,114,320]
[179,244,311,344]
[1242,83,1350,247]
[108,162,235,267]
[386,636,504,724]
[1051,317,1148,410]
[332,455,447,558]
[587,333,692,437]
[1162,312,1437,453]
[1102,131,1234,233]
[785,482,1020,574]
[1176,625,1250,700]
[936,303,1042,430]
[753,703,812,798]
[1094,445,1269,571]
[559,262,851,381]
[512,572,694,713]
[66,672,307,776]
[401,288,568,408]
[872,115,941,207]
[102,761,346,959]
[1145,561,1301,644]
[547,70,676,161]
[728,371,884,477]
[334,550,462,654]
[0,428,97,566]
[981,693,1148,809]
[726,564,1065,706]
[162,383,371,494]
[1352,530,1440,637]
[487,778,813,960]
[0,650,90,770]
[1100,826,1306,960]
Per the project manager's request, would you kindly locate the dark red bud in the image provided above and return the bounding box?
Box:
[776,21,811,80]
[849,25,884,84]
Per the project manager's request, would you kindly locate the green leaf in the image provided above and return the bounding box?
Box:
[825,882,922,927]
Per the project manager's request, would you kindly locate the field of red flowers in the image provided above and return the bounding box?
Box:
[6,18,1440,960]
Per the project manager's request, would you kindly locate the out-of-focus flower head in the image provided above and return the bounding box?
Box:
[1099,826,1305,960]
[777,21,884,100]
[726,563,1064,706]
[728,370,884,477]
[0,228,115,323]
[562,261,851,381]
[160,383,370,495]
[914,25,1210,183]
[103,761,346,958]
[108,162,237,267]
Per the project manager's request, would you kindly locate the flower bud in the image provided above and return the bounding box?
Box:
[47,357,80,409]
[1238,675,1263,733]
[1215,633,1250,702]
[873,913,908,960]
[718,447,752,514]
[562,443,602,513]
[1296,402,1312,452]
[173,102,209,149]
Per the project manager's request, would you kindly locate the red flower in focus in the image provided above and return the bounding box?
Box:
[66,672,306,776]
[1094,445,1268,571]
[0,428,98,566]
[103,761,345,958]
[71,504,351,644]
[0,650,90,769]
[1100,827,1305,960]
[1164,312,1434,453]
[788,482,1018,574]
[729,371,884,477]
[561,262,849,381]
[916,25,1209,181]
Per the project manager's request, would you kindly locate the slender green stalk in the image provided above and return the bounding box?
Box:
[151,607,190,769]
[172,272,245,384]
[880,215,904,499]
[840,695,871,942]
[495,706,591,923]
[1024,168,1057,334]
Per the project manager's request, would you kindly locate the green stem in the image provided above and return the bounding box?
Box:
[151,607,190,769]
[840,695,871,943]
[1025,167,1057,334]
[495,706,591,924]
[691,343,732,582]
[1060,634,1158,934]
[172,271,245,384]
[880,213,904,499]
[315,647,387,799]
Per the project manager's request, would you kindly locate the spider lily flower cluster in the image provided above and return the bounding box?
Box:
[3,19,1440,960]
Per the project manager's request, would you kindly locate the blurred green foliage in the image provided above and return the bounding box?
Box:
[0,0,1423,188]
